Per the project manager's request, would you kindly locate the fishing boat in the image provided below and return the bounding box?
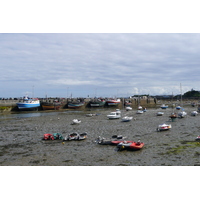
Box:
[68,101,85,108]
[116,140,144,151]
[42,100,62,110]
[17,95,40,111]
[124,101,132,106]
[106,99,121,106]
[157,123,172,131]
[90,98,106,107]
[121,116,133,122]
[160,104,168,109]
[107,109,121,119]
[191,111,198,116]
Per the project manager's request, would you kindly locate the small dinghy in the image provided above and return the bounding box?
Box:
[95,135,127,145]
[178,111,187,118]
[121,116,133,122]
[42,133,54,140]
[64,132,79,141]
[78,132,88,140]
[157,123,172,131]
[63,132,88,141]
[86,113,96,117]
[195,135,200,141]
[191,111,198,116]
[42,133,63,140]
[157,112,164,116]
[136,110,143,114]
[116,140,144,151]
[71,119,81,125]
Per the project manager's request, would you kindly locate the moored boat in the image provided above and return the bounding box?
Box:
[121,116,133,122]
[157,123,172,131]
[191,111,198,116]
[42,100,62,110]
[195,135,200,141]
[116,140,144,151]
[157,111,164,116]
[178,110,187,118]
[126,106,132,111]
[160,104,168,109]
[106,99,121,106]
[136,110,143,114]
[71,119,81,125]
[176,105,181,110]
[90,98,106,107]
[68,101,85,108]
[107,109,121,119]
[95,135,128,145]
[17,95,40,111]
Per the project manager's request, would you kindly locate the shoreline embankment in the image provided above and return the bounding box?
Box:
[0,97,198,113]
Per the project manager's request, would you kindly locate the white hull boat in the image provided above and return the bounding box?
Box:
[121,116,133,122]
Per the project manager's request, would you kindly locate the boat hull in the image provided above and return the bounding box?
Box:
[68,102,84,108]
[17,102,40,110]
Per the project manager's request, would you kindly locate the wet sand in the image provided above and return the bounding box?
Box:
[1,106,200,166]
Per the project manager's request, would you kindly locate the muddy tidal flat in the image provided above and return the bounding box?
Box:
[1,107,200,166]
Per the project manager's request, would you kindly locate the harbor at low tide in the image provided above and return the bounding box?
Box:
[1,105,200,166]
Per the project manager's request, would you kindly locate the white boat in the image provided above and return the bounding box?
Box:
[176,105,181,110]
[107,109,121,119]
[191,111,198,116]
[136,110,143,114]
[160,104,168,109]
[178,110,187,118]
[138,105,142,110]
[121,116,133,122]
[157,123,172,131]
[17,95,40,111]
[106,99,121,106]
[126,106,132,111]
[71,119,81,125]
[86,113,96,117]
[157,112,164,116]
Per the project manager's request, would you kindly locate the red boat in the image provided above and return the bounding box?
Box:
[42,133,54,140]
[117,141,144,151]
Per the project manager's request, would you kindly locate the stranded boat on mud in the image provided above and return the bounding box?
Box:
[116,140,144,151]
[107,109,121,119]
[157,123,172,131]
[63,132,88,141]
[95,135,128,145]
[17,95,40,111]
[42,133,63,140]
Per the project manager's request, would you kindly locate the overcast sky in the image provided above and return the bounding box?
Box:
[1,33,200,98]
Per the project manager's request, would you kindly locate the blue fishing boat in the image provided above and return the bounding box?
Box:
[68,101,85,108]
[17,95,40,110]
